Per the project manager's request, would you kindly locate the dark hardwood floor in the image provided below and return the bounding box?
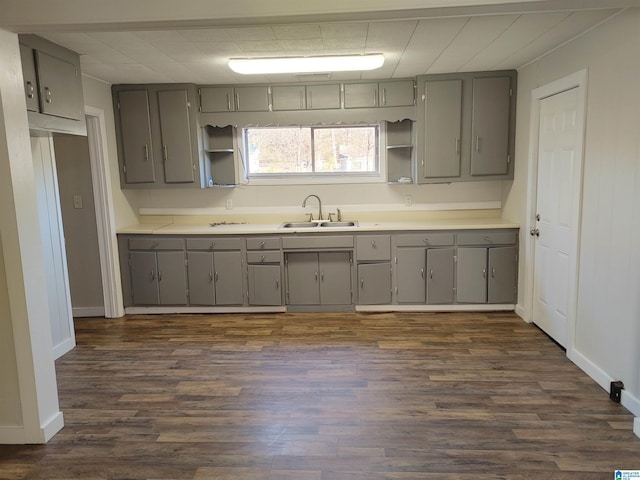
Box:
[1,311,638,479]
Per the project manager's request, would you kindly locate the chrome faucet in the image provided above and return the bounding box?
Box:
[302,194,322,220]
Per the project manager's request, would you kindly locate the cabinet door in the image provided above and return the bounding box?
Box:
[117,90,155,184]
[379,80,414,107]
[306,84,341,110]
[20,44,39,112]
[470,76,511,176]
[396,248,426,303]
[187,251,215,305]
[426,247,455,304]
[286,253,320,305]
[422,79,462,179]
[248,265,282,306]
[344,83,378,108]
[157,89,195,184]
[213,251,244,305]
[456,247,487,303]
[271,85,306,111]
[319,252,352,305]
[129,251,159,305]
[488,246,517,304]
[35,50,83,120]
[157,251,187,305]
[358,263,391,305]
[234,86,270,112]
[200,86,235,112]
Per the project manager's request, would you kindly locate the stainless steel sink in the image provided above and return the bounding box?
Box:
[319,221,358,227]
[279,221,358,229]
[279,222,318,228]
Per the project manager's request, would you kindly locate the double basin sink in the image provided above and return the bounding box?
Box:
[279,221,358,229]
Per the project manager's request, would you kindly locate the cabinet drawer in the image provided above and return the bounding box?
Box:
[396,232,454,247]
[247,237,281,250]
[282,235,354,249]
[128,237,184,250]
[247,251,282,264]
[457,230,517,246]
[186,237,243,250]
[356,235,391,261]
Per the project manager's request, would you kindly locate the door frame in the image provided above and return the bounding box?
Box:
[523,69,588,356]
[85,106,124,318]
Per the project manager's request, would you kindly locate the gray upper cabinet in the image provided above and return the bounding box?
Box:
[470,76,512,176]
[199,86,235,112]
[271,85,306,111]
[418,70,516,183]
[20,44,39,113]
[114,84,201,189]
[421,79,462,179]
[19,34,85,135]
[157,89,195,184]
[200,86,269,112]
[344,80,415,108]
[306,84,341,110]
[116,89,156,184]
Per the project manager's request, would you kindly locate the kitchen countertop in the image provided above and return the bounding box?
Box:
[118,217,520,235]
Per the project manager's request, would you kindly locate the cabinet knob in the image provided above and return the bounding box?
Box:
[151,241,159,248]
[420,268,424,279]
[430,269,433,280]
[26,81,35,99]
[44,86,52,104]
[482,268,486,279]
[150,270,155,280]
[261,255,265,262]
[491,267,496,278]
[260,241,265,248]
[360,278,364,289]
[371,240,376,247]
[210,242,216,249]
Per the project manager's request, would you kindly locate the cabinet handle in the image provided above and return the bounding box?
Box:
[360,278,364,289]
[300,91,304,109]
[420,268,424,279]
[261,255,265,262]
[235,93,240,111]
[226,93,232,111]
[260,241,265,248]
[26,81,35,99]
[144,144,149,162]
[484,236,491,242]
[275,279,279,290]
[382,88,387,106]
[315,271,318,281]
[151,241,159,248]
[371,240,376,247]
[455,137,460,155]
[321,272,324,282]
[209,271,213,282]
[423,238,430,244]
[210,242,215,249]
[491,267,496,278]
[475,136,481,153]
[373,89,378,107]
[308,91,313,109]
[44,87,52,103]
[150,270,155,280]
[163,145,168,162]
[482,268,486,279]
[215,272,219,282]
[158,271,162,281]
[430,269,433,279]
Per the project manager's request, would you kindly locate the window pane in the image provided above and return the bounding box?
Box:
[246,127,312,174]
[313,127,377,173]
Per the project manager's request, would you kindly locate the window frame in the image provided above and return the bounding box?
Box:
[239,123,386,185]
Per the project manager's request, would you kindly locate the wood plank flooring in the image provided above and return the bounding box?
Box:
[1,312,638,479]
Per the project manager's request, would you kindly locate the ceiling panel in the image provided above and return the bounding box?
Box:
[37,7,623,85]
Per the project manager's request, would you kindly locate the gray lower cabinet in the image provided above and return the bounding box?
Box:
[426,248,455,304]
[358,263,392,305]
[286,252,352,306]
[396,248,426,303]
[457,246,517,304]
[248,265,282,306]
[187,251,244,306]
[129,250,187,305]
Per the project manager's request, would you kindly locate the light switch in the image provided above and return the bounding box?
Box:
[73,194,83,209]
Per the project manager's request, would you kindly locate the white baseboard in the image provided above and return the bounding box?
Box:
[569,348,640,417]
[515,303,529,322]
[0,411,63,444]
[52,336,76,360]
[72,306,105,317]
[634,417,640,438]
[356,304,515,312]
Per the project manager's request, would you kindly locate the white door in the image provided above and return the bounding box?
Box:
[532,87,582,348]
[32,136,76,359]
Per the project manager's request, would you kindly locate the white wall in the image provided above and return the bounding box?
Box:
[81,75,138,228]
[0,27,63,443]
[503,8,640,412]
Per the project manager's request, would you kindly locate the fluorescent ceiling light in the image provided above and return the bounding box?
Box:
[228,54,384,75]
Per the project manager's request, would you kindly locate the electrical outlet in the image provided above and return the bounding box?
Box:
[73,194,83,209]
[405,195,412,207]
[225,199,233,210]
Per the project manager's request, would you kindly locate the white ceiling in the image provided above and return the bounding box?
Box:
[12,4,627,84]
